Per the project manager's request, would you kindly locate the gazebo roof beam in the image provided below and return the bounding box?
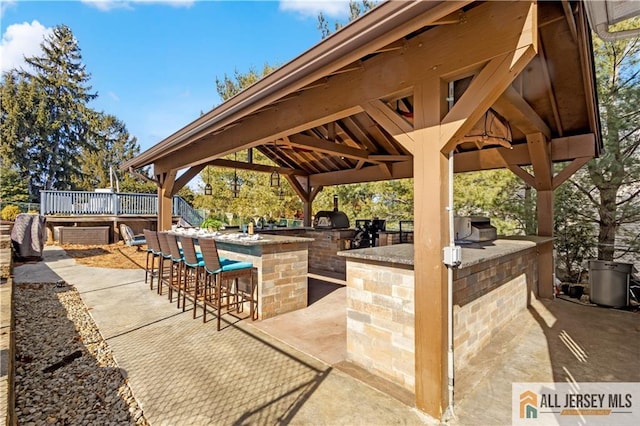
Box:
[207,158,307,176]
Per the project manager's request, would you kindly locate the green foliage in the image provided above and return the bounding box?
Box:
[1,205,21,221]
[0,166,30,203]
[317,0,378,39]
[554,180,597,281]
[215,64,277,103]
[200,217,223,230]
[454,169,528,236]
[1,24,142,200]
[567,21,640,261]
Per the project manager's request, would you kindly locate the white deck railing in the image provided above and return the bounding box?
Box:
[40,190,204,225]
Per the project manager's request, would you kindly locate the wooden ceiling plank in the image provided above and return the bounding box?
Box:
[493,86,551,139]
[340,116,379,153]
[552,156,591,190]
[537,36,564,136]
[286,133,370,160]
[527,132,553,190]
[561,0,578,44]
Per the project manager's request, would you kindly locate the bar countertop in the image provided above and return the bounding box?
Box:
[338,236,554,269]
[173,232,314,247]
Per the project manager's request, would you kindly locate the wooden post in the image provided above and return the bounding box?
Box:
[537,190,554,298]
[303,201,312,227]
[528,132,554,299]
[412,80,450,417]
[157,170,176,231]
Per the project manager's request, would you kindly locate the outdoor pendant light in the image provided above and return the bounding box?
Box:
[270,170,280,187]
[270,141,281,187]
[204,167,213,196]
[230,152,241,198]
[278,187,285,201]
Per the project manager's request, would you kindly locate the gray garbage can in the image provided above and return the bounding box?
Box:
[588,260,632,308]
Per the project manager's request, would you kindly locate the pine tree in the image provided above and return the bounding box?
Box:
[22,24,97,192]
[74,112,139,191]
[569,22,640,261]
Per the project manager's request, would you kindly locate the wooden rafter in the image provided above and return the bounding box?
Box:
[537,36,563,137]
[561,0,578,43]
[362,99,416,154]
[285,134,370,160]
[552,156,591,189]
[173,164,206,195]
[207,158,307,176]
[153,2,540,172]
[506,164,537,188]
[492,86,551,139]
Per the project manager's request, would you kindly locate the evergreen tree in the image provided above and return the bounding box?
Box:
[0,71,49,200]
[74,112,139,191]
[0,165,30,203]
[317,0,377,39]
[569,21,640,261]
[21,24,97,192]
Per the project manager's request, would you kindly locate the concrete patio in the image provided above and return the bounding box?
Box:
[12,247,432,425]
[11,246,640,424]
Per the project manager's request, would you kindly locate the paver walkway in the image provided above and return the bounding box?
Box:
[14,247,433,425]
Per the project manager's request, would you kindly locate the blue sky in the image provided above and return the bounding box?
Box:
[1,0,352,152]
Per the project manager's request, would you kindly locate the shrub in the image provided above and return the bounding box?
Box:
[1,205,21,221]
[201,218,223,230]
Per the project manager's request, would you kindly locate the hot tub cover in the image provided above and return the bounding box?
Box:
[11,213,47,259]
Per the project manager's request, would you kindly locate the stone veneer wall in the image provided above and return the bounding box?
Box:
[217,241,309,320]
[345,246,537,392]
[345,260,415,392]
[261,228,355,278]
[452,246,537,369]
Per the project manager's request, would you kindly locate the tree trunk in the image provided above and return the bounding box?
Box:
[597,186,618,260]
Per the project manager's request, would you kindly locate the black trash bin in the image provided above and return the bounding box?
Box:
[588,260,632,308]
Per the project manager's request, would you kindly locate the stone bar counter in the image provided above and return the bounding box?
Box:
[258,227,356,280]
[206,233,314,320]
[337,236,552,393]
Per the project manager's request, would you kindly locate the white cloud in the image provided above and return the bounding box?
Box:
[108,91,120,101]
[0,20,53,73]
[279,0,350,19]
[81,0,195,11]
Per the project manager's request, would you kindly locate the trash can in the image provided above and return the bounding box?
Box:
[588,260,632,308]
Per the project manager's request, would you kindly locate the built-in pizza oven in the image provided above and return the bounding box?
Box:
[313,196,350,229]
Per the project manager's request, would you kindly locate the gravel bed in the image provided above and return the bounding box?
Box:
[14,282,149,425]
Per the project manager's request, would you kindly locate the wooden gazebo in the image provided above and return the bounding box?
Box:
[122,0,601,417]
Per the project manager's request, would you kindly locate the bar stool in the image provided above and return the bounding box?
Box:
[198,237,256,330]
[164,233,185,306]
[143,229,162,290]
[156,232,175,298]
[178,235,206,318]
